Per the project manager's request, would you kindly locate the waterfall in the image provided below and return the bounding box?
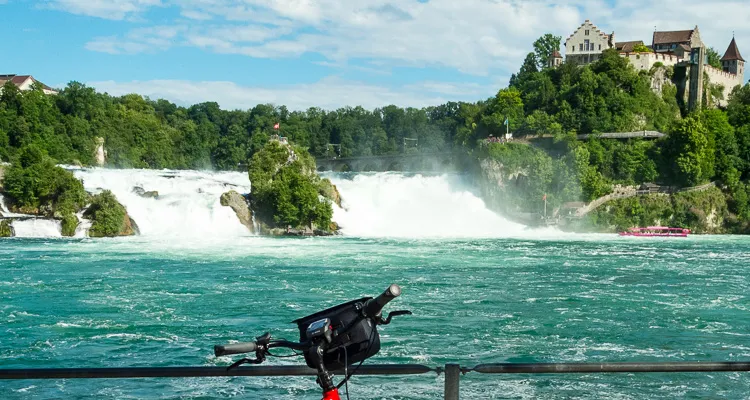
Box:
[72,168,253,238]
[4,168,538,239]
[325,172,528,238]
[0,193,9,215]
[12,219,62,238]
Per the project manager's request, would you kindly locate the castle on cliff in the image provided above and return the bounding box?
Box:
[551,20,745,109]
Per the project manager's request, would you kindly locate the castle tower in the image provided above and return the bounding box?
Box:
[548,50,563,68]
[721,37,745,76]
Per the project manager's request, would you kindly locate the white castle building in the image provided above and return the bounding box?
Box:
[555,20,745,107]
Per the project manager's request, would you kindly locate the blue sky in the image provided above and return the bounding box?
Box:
[1,0,748,110]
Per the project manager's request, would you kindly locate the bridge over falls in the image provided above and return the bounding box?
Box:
[315,152,461,172]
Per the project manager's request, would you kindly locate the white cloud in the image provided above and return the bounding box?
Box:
[86,25,185,54]
[87,76,493,110]
[46,0,750,107]
[73,0,750,77]
[46,0,162,20]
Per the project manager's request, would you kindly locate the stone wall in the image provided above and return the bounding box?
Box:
[621,52,683,71]
[705,65,744,106]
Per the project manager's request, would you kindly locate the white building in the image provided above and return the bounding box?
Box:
[564,20,616,66]
[0,74,58,95]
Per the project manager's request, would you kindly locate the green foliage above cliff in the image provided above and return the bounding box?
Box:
[2,145,86,216]
[660,116,715,187]
[249,140,334,230]
[0,81,464,169]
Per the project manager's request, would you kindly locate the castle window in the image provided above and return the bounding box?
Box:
[585,30,590,36]
[584,39,590,51]
[599,44,601,50]
[580,43,583,51]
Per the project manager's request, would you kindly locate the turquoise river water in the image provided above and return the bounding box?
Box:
[3,234,750,399]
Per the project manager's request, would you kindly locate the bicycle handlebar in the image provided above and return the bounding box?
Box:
[214,342,257,357]
[362,284,401,318]
[214,284,404,359]
[215,339,310,357]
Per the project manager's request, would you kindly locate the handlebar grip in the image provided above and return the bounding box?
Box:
[362,284,401,318]
[214,341,257,357]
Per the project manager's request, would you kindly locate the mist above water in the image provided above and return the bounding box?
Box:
[3,168,542,240]
[326,172,528,238]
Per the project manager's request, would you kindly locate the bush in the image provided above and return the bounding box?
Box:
[84,190,130,237]
[0,220,13,237]
[61,213,79,237]
[2,145,86,215]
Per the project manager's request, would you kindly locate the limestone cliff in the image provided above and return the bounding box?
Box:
[569,187,729,234]
[220,191,255,233]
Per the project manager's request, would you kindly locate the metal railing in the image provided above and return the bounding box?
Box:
[3,361,750,400]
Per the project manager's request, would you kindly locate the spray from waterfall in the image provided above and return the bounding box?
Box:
[325,172,528,238]
[0,193,9,215]
[4,168,539,239]
[73,168,253,238]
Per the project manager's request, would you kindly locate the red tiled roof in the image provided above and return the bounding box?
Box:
[721,37,745,62]
[653,30,694,45]
[10,75,31,85]
[616,41,644,52]
[551,50,562,58]
[0,74,56,92]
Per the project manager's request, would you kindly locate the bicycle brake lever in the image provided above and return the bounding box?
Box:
[380,310,412,325]
[226,333,271,371]
[226,356,264,371]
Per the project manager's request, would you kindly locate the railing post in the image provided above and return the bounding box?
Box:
[444,363,460,400]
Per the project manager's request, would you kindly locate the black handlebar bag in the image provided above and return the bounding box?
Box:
[293,298,380,370]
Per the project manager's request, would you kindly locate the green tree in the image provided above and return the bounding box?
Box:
[2,145,86,215]
[481,88,524,137]
[248,140,334,231]
[662,116,715,187]
[510,53,539,88]
[706,47,722,69]
[533,33,562,70]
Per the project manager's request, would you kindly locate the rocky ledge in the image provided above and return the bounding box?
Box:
[220,189,342,237]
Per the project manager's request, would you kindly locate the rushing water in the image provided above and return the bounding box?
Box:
[2,170,750,399]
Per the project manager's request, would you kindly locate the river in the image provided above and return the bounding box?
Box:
[1,169,749,399]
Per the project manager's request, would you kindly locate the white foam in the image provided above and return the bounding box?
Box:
[72,168,253,238]
[0,193,10,214]
[326,172,528,238]
[11,219,62,238]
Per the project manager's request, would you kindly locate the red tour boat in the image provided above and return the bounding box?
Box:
[619,226,690,237]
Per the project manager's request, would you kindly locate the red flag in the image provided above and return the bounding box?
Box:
[273,123,280,130]
[542,194,547,201]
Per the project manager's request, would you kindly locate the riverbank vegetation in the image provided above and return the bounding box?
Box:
[2,34,750,233]
[0,144,135,237]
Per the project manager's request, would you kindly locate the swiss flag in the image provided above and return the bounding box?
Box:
[542,194,547,201]
[273,123,280,130]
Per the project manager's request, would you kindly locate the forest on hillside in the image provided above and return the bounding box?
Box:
[2,35,750,227]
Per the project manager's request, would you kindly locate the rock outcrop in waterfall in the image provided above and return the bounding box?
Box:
[221,138,341,236]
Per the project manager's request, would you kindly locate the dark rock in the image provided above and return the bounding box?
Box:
[132,186,159,199]
[220,190,255,233]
